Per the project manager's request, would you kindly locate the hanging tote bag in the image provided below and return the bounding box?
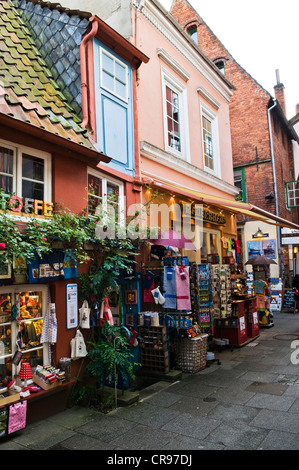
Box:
[99,297,114,327]
[8,401,27,435]
[79,300,90,329]
[70,330,87,360]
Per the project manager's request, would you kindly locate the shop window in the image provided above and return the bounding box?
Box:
[201,104,220,176]
[234,168,247,202]
[200,229,221,263]
[87,169,124,224]
[94,41,134,177]
[162,70,189,160]
[0,285,49,380]
[0,141,51,204]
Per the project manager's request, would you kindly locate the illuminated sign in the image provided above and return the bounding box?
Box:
[182,204,226,225]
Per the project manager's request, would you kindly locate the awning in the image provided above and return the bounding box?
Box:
[151,179,299,231]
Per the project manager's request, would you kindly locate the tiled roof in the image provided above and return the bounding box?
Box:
[14,0,90,117]
[0,0,97,152]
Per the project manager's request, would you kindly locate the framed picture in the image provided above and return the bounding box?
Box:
[247,240,262,259]
[125,290,138,305]
[126,313,135,327]
[262,239,276,259]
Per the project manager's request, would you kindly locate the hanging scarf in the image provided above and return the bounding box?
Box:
[175,265,191,310]
[41,297,57,361]
[163,266,176,309]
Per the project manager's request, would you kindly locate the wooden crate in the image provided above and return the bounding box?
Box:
[139,325,170,374]
[32,374,61,391]
[140,349,169,374]
[174,334,208,373]
[139,325,167,344]
[0,391,20,407]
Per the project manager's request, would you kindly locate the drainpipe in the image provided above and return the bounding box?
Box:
[133,4,142,189]
[80,17,99,131]
[267,98,281,276]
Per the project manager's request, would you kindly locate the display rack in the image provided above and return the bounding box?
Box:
[196,264,213,333]
[139,325,169,374]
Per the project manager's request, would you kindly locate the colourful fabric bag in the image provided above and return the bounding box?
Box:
[8,401,27,434]
[175,265,191,310]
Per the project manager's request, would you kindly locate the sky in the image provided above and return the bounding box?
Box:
[159,0,299,119]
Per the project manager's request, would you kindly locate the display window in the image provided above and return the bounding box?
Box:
[200,228,221,263]
[0,284,49,381]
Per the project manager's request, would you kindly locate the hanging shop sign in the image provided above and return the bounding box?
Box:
[182,203,226,225]
[252,233,269,239]
[0,194,53,217]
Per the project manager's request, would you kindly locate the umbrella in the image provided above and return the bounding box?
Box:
[245,255,277,265]
[150,229,196,250]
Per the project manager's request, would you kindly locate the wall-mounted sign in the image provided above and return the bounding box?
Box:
[66,283,78,329]
[0,193,53,217]
[281,237,299,245]
[252,233,269,239]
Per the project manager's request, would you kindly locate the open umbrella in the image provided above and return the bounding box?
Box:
[245,255,277,265]
[150,229,196,250]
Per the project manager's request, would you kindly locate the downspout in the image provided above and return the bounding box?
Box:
[80,17,99,131]
[132,3,143,196]
[267,99,281,275]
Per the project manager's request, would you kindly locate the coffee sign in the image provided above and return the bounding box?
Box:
[0,194,53,217]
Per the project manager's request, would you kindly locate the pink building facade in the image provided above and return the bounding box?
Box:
[133,0,238,263]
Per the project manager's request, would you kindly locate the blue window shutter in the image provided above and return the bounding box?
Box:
[102,96,128,164]
[93,39,134,176]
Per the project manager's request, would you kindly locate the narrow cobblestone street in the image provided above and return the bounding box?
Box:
[1,312,299,452]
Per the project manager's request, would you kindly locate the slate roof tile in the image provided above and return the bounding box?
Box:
[0,0,96,152]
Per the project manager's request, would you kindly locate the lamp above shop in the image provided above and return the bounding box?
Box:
[254,227,264,238]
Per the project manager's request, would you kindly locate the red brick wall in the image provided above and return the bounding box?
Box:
[171,0,296,223]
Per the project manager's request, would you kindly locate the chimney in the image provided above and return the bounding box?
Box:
[274,69,286,115]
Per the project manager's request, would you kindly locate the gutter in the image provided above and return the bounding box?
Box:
[0,113,110,164]
[80,17,99,132]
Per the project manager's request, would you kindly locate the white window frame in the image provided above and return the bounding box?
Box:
[100,47,129,103]
[200,103,221,178]
[87,168,125,226]
[0,139,52,203]
[161,68,190,161]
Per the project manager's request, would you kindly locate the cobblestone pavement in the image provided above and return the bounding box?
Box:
[1,313,299,452]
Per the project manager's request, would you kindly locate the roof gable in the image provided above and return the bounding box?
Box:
[0,0,99,153]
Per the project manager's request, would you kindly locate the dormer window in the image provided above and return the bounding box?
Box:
[214,58,226,75]
[185,21,199,45]
[188,26,198,44]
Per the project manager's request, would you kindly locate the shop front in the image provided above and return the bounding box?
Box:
[0,277,77,436]
[130,186,253,377]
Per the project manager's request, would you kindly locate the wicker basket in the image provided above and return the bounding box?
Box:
[174,333,208,373]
